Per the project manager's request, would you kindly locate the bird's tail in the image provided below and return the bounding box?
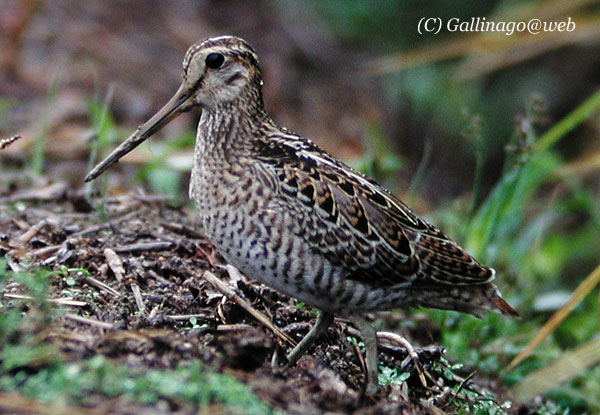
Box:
[490,294,519,317]
[408,283,519,318]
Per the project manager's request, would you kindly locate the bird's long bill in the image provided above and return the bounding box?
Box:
[84,83,190,182]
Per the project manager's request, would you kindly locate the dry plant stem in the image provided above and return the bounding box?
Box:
[508,261,600,370]
[31,244,61,260]
[353,340,367,375]
[426,385,452,407]
[104,248,125,282]
[70,223,110,238]
[346,326,429,388]
[84,275,121,297]
[131,283,145,313]
[512,336,600,402]
[113,241,175,253]
[216,323,255,332]
[0,182,68,203]
[378,331,428,387]
[3,293,87,307]
[104,247,146,312]
[65,313,115,330]
[17,219,51,245]
[444,371,476,407]
[202,270,296,346]
[165,312,214,321]
[224,264,246,284]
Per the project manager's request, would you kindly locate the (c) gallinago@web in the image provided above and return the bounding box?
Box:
[85,35,518,394]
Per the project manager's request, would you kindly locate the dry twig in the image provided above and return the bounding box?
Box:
[3,293,87,307]
[83,275,121,298]
[202,270,296,346]
[113,241,175,253]
[104,248,125,282]
[131,283,145,313]
[378,331,429,387]
[165,312,214,321]
[65,313,115,330]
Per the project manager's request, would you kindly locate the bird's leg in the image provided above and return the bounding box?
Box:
[286,311,334,365]
[350,315,379,395]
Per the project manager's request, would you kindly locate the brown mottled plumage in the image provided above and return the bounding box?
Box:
[86,35,517,393]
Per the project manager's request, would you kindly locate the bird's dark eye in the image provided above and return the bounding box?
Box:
[205,53,225,69]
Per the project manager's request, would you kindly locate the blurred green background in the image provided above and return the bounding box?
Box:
[1,0,599,413]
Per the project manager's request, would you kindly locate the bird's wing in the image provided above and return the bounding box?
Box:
[255,134,495,289]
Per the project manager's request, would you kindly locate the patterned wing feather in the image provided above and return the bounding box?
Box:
[255,133,496,289]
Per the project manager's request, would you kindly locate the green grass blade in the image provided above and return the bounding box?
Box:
[535,88,600,153]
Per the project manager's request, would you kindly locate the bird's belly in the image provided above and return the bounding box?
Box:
[192,192,386,313]
[199,201,327,304]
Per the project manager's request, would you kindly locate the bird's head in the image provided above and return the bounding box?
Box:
[181,36,262,108]
[85,36,263,182]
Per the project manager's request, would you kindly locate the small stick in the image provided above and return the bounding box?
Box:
[165,312,214,321]
[16,219,50,245]
[71,223,109,238]
[203,270,296,346]
[0,182,67,203]
[83,275,121,297]
[225,264,246,284]
[30,244,62,259]
[65,313,114,330]
[131,283,145,313]
[104,248,125,282]
[377,331,428,388]
[352,340,367,376]
[113,241,175,253]
[147,269,174,287]
[444,371,476,407]
[3,293,87,307]
[217,323,255,332]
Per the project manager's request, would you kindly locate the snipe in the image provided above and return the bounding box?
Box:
[86,35,517,394]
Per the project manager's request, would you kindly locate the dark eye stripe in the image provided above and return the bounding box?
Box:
[225,72,243,85]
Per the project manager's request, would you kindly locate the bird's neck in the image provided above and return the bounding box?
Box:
[196,93,270,165]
